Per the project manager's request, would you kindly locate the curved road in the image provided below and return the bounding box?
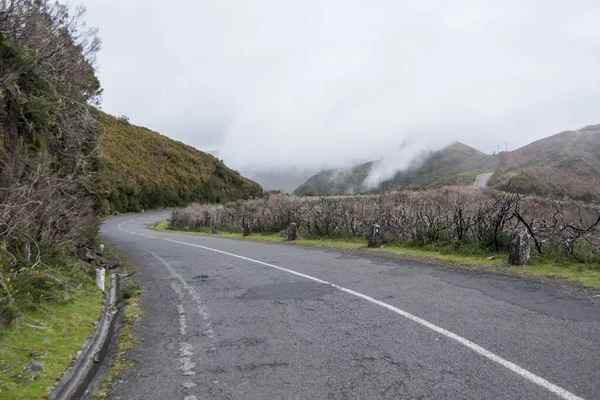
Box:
[100,212,599,400]
[475,172,494,188]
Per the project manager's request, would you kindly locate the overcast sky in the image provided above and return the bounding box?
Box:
[83,0,600,175]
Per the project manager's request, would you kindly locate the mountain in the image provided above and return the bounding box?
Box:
[293,162,374,195]
[293,142,498,195]
[244,167,319,194]
[488,125,600,201]
[378,142,499,190]
[96,112,263,213]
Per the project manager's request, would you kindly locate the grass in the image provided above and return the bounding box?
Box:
[92,252,144,399]
[0,284,103,399]
[152,221,600,289]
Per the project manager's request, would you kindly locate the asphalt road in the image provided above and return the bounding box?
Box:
[100,212,600,400]
[475,172,494,188]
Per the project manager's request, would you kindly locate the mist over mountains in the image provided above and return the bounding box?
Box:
[293,125,600,201]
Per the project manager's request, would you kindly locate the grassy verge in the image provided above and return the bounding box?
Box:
[151,220,600,289]
[0,284,103,399]
[92,254,144,399]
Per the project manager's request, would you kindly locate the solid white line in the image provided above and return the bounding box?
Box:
[163,237,584,400]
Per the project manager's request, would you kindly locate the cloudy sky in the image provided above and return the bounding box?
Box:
[83,0,600,177]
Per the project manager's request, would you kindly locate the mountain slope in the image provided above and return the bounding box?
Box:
[489,125,600,201]
[96,112,263,213]
[379,142,498,190]
[293,162,374,195]
[293,142,497,195]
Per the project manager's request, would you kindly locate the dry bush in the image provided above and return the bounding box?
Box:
[171,187,600,261]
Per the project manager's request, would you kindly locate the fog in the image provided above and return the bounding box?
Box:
[84,0,600,188]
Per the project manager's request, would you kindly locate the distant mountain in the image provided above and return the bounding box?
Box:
[245,168,319,194]
[489,125,600,201]
[293,142,498,195]
[293,162,374,195]
[96,112,263,213]
[379,142,499,190]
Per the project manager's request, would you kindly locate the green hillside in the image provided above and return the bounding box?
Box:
[293,162,374,195]
[293,142,497,195]
[96,112,263,213]
[379,142,498,190]
[489,125,600,201]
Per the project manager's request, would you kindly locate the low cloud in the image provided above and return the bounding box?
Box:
[85,0,600,182]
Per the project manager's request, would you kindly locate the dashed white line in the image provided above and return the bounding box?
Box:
[184,396,197,400]
[148,235,158,239]
[162,237,584,400]
[177,304,187,335]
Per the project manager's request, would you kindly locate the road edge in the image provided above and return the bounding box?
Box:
[48,273,120,400]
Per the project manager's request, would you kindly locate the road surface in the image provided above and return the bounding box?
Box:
[475,172,494,188]
[100,212,600,400]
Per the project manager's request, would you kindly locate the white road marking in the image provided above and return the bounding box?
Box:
[148,235,158,239]
[184,396,197,400]
[146,250,216,342]
[163,237,584,400]
[139,233,146,237]
[180,357,195,372]
[177,305,187,335]
[180,342,194,357]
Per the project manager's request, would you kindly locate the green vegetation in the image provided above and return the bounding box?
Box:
[380,143,498,190]
[293,142,498,195]
[293,161,374,195]
[0,283,103,399]
[93,281,144,399]
[96,112,263,214]
[155,221,600,288]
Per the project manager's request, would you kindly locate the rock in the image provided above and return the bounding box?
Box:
[487,256,496,260]
[508,229,531,265]
[23,361,44,372]
[212,223,219,234]
[79,248,97,262]
[42,338,49,344]
[287,223,298,241]
[368,224,382,248]
[242,222,250,237]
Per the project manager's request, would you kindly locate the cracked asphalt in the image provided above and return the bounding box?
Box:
[100,212,600,400]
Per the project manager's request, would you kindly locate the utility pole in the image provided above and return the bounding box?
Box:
[505,141,508,152]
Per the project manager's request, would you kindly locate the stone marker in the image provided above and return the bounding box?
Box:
[508,229,531,265]
[242,222,250,236]
[95,268,105,292]
[287,223,298,241]
[23,361,44,372]
[368,224,382,248]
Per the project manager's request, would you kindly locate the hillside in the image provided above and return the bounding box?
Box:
[293,162,374,195]
[379,142,499,190]
[96,112,263,213]
[489,125,600,201]
[293,143,497,195]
